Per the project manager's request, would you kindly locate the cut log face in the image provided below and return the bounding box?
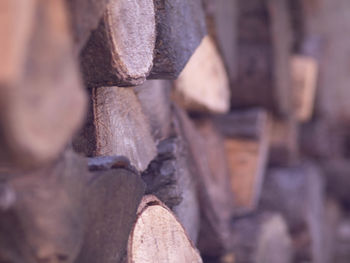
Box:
[291,54,318,122]
[73,86,157,172]
[76,164,145,263]
[260,163,325,263]
[80,0,155,87]
[134,80,172,143]
[127,195,202,263]
[174,106,234,256]
[148,0,207,79]
[231,213,292,263]
[0,0,87,169]
[233,0,292,116]
[214,109,269,214]
[65,0,111,52]
[0,151,88,263]
[174,36,230,113]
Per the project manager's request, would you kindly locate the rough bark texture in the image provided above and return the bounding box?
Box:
[233,0,292,116]
[73,87,157,172]
[0,0,87,170]
[173,36,230,113]
[148,0,207,79]
[80,0,156,87]
[127,195,202,263]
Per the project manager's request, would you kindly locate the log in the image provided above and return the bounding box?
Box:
[260,163,325,263]
[142,113,201,243]
[269,117,299,166]
[173,36,230,113]
[127,195,202,263]
[204,0,238,81]
[0,0,87,169]
[0,151,88,263]
[291,54,318,122]
[65,0,111,52]
[230,213,292,263]
[148,0,207,79]
[75,158,145,263]
[73,86,157,172]
[174,106,234,256]
[134,80,172,143]
[214,109,269,214]
[80,0,156,87]
[233,0,293,116]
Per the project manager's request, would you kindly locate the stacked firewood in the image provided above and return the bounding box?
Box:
[1,0,350,262]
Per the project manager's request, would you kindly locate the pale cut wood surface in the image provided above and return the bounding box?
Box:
[174,36,230,113]
[81,0,155,86]
[291,55,318,121]
[0,0,87,169]
[128,195,202,263]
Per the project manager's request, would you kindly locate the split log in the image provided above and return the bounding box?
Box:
[0,151,88,263]
[127,195,202,263]
[148,0,207,79]
[173,36,230,113]
[204,0,238,81]
[214,109,269,214]
[73,86,157,172]
[233,0,293,116]
[174,106,234,256]
[65,0,111,52]
[76,158,145,263]
[142,112,201,243]
[80,0,156,87]
[260,163,325,263]
[134,80,172,143]
[0,0,87,169]
[269,117,299,166]
[291,55,318,122]
[230,213,292,263]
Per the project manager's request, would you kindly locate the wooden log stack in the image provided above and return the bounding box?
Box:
[2,0,350,262]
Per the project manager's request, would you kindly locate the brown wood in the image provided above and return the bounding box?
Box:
[0,151,88,263]
[148,0,207,79]
[75,159,145,263]
[127,195,202,263]
[231,212,292,263]
[260,163,325,263]
[174,105,234,256]
[233,0,293,116]
[65,0,111,52]
[80,0,156,87]
[173,36,230,113]
[214,109,270,214]
[134,80,172,143]
[73,86,157,172]
[291,54,318,122]
[0,0,87,169]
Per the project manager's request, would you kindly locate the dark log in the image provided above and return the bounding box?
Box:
[260,162,325,263]
[173,36,230,113]
[0,0,87,170]
[80,0,156,87]
[73,86,157,172]
[148,0,207,79]
[174,105,234,256]
[0,151,88,263]
[65,0,111,52]
[134,80,172,143]
[230,212,292,263]
[75,159,145,263]
[233,0,293,116]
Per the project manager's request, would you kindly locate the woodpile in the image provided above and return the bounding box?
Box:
[2,0,350,262]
